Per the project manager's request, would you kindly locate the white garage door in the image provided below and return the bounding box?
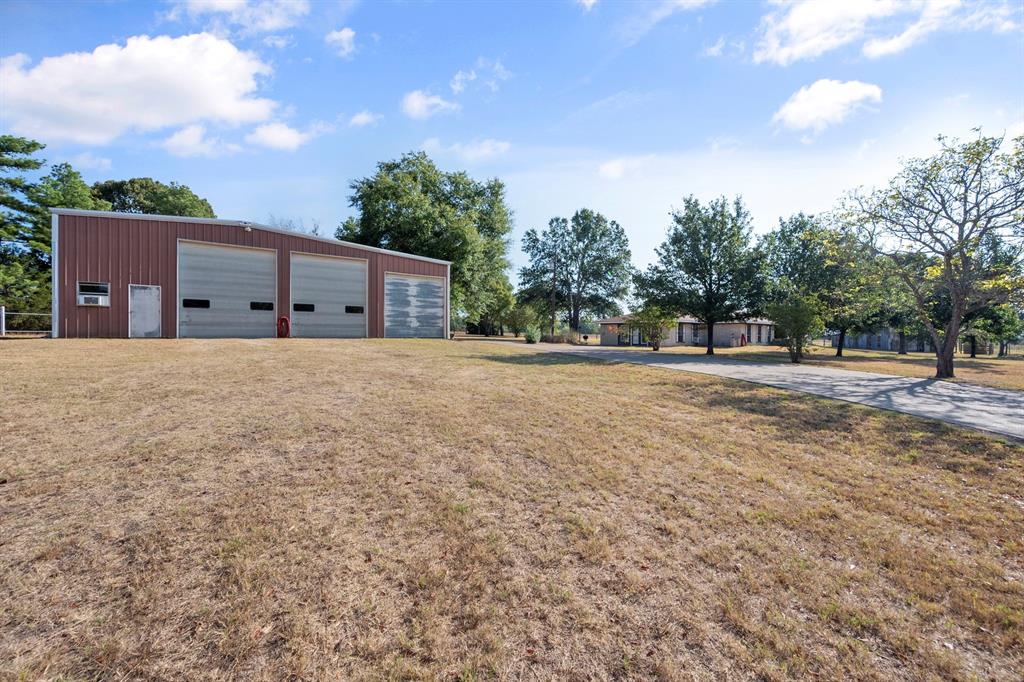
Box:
[384,273,445,338]
[290,253,367,338]
[177,241,277,338]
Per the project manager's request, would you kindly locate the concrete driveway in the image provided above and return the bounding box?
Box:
[523,345,1024,441]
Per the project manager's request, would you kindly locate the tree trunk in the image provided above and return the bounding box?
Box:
[934,329,959,379]
[999,340,1008,357]
[969,335,977,358]
[835,328,846,357]
[936,347,955,378]
[788,340,801,363]
[705,321,715,355]
[898,330,907,355]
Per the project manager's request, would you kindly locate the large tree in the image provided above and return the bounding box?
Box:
[91,177,215,218]
[25,163,111,268]
[518,209,632,334]
[635,195,765,355]
[1,136,45,247]
[761,214,881,356]
[847,134,1024,378]
[0,141,111,323]
[1,136,47,317]
[337,152,512,323]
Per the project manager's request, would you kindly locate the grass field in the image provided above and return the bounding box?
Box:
[647,343,1024,391]
[2,339,1022,680]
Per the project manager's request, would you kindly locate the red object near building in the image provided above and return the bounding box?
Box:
[51,209,451,340]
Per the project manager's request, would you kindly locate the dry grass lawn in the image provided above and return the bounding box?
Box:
[2,339,1022,680]
[650,343,1024,391]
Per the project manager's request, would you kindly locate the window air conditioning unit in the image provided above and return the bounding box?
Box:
[78,293,109,306]
[77,281,110,307]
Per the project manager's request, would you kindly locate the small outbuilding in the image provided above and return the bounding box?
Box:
[50,209,450,339]
[598,315,774,348]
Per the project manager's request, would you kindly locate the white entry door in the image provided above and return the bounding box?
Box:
[128,284,161,338]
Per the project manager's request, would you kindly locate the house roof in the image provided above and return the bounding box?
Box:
[597,315,774,325]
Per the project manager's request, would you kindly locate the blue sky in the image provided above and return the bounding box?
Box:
[2,0,1022,271]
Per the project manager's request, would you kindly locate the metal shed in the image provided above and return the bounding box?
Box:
[50,209,450,340]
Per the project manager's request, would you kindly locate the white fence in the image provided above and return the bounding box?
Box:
[0,306,52,336]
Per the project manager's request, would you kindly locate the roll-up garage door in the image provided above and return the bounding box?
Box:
[177,241,277,338]
[290,253,367,338]
[384,273,445,338]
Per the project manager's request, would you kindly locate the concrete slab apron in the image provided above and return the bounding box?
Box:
[543,347,1024,441]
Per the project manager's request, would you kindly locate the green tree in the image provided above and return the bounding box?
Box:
[91,177,215,218]
[880,275,920,355]
[337,152,512,324]
[1,136,47,318]
[25,163,111,267]
[505,301,537,338]
[518,209,632,334]
[761,214,881,356]
[847,133,1024,378]
[767,294,824,363]
[635,195,764,355]
[627,304,676,351]
[1,135,45,246]
[961,304,1023,357]
[475,276,515,336]
[982,305,1023,356]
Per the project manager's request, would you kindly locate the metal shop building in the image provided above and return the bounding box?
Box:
[50,209,450,340]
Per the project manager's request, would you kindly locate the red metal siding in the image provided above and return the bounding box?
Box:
[56,214,448,338]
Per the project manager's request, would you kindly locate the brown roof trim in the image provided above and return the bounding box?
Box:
[50,208,452,266]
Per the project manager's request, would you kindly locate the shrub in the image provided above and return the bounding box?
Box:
[524,327,540,344]
[766,294,824,363]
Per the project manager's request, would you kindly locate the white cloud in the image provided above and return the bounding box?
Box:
[69,152,112,170]
[618,0,717,46]
[162,124,240,157]
[401,90,460,120]
[700,35,745,58]
[702,36,726,57]
[173,0,310,34]
[772,79,882,137]
[450,58,512,94]
[862,0,959,58]
[262,34,293,49]
[577,0,598,12]
[597,155,656,180]
[348,110,380,127]
[450,68,476,94]
[0,34,275,145]
[754,0,1020,65]
[422,137,511,162]
[754,0,895,65]
[598,159,627,180]
[325,27,356,58]
[245,120,330,150]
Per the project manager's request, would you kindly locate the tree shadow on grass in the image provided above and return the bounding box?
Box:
[806,351,1018,372]
[474,352,1019,470]
[471,353,607,367]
